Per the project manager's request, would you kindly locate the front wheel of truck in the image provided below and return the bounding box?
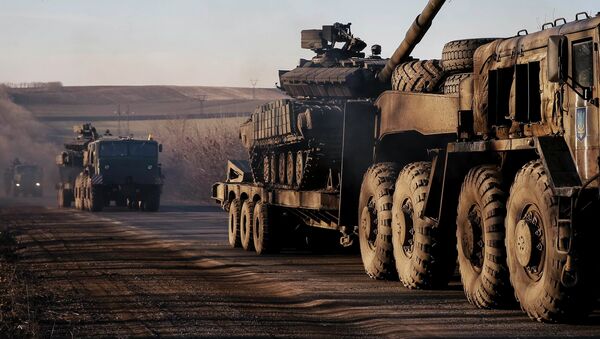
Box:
[506,160,594,322]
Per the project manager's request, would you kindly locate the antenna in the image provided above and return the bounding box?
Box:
[115,104,122,136]
[250,79,258,99]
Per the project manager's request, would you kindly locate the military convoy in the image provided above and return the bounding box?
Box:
[214,0,600,323]
[3,159,43,197]
[56,123,164,212]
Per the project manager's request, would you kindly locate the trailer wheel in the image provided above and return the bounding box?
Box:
[240,200,256,251]
[358,162,400,280]
[391,59,445,93]
[506,160,593,322]
[441,38,497,72]
[456,165,512,308]
[58,189,70,208]
[286,152,295,187]
[392,162,455,288]
[253,201,279,254]
[228,199,242,248]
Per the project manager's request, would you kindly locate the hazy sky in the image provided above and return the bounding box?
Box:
[0,0,596,88]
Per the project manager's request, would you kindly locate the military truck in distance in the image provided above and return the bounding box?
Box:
[57,124,164,212]
[7,164,43,197]
[214,0,600,323]
[56,124,99,207]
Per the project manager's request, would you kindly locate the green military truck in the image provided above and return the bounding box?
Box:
[214,0,600,323]
[57,124,164,212]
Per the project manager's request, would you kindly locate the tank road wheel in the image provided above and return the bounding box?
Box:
[295,151,305,187]
[278,153,286,185]
[392,162,454,289]
[391,60,445,93]
[240,200,255,251]
[286,152,295,187]
[228,199,242,248]
[456,165,512,308]
[506,161,593,322]
[441,38,497,73]
[253,201,279,255]
[87,180,103,212]
[358,163,399,280]
[270,154,278,185]
[263,155,271,183]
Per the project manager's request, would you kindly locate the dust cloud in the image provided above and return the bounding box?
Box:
[0,85,60,194]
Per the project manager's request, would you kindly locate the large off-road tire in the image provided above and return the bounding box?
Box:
[358,162,400,280]
[228,199,242,248]
[240,200,255,251]
[506,160,594,322]
[57,189,71,208]
[391,59,445,93]
[253,201,279,255]
[443,73,471,94]
[441,38,497,72]
[143,187,161,212]
[392,162,454,289]
[456,165,512,308]
[87,181,103,212]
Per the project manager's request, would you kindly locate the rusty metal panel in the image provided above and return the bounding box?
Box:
[536,136,582,197]
[376,91,459,138]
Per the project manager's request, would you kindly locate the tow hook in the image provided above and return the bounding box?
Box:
[339,225,357,247]
[561,255,578,288]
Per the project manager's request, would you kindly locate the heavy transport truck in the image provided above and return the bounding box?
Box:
[56,124,164,212]
[213,0,600,322]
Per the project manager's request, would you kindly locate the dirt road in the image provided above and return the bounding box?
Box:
[1,197,600,337]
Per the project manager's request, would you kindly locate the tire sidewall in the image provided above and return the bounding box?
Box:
[506,171,559,310]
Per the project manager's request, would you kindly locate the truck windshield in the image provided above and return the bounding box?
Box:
[15,166,41,176]
[99,142,128,157]
[98,141,157,157]
[128,141,157,157]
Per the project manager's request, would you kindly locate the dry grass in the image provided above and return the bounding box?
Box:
[152,117,247,202]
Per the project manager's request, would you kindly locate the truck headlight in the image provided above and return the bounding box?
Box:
[104,165,110,170]
[15,183,20,187]
[35,182,41,186]
[147,165,153,170]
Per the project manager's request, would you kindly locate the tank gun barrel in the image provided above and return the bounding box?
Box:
[377,0,446,83]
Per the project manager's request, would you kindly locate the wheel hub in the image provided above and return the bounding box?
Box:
[399,199,415,256]
[515,219,533,267]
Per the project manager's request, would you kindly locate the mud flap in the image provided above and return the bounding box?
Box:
[338,100,377,229]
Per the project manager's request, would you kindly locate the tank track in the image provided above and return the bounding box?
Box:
[248,100,343,190]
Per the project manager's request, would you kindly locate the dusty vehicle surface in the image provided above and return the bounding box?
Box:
[7,164,43,197]
[57,124,164,212]
[214,0,600,323]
